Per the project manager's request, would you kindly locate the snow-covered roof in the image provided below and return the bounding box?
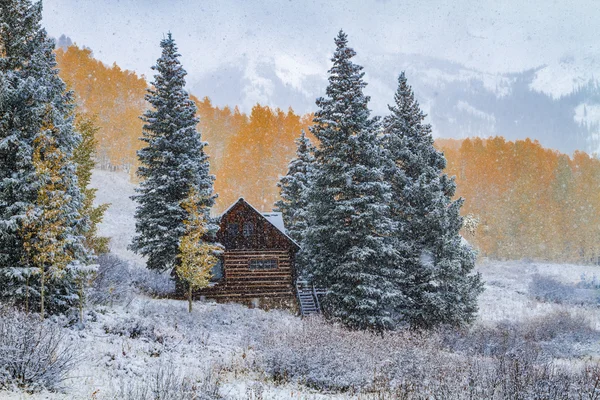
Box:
[261,212,286,235]
[221,198,300,249]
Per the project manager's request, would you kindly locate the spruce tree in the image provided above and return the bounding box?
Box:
[382,72,483,328]
[303,31,398,332]
[0,0,91,315]
[130,33,216,272]
[274,130,315,244]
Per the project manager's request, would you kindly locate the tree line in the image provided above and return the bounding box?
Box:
[55,45,312,210]
[54,40,600,265]
[438,137,600,263]
[0,0,108,319]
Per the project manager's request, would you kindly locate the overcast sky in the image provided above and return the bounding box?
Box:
[42,0,600,111]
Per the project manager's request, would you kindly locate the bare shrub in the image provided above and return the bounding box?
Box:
[89,254,133,306]
[114,362,221,400]
[103,316,158,340]
[89,254,175,304]
[259,314,600,397]
[444,311,598,360]
[526,310,595,342]
[0,310,76,392]
[259,317,445,392]
[579,273,600,289]
[130,267,175,298]
[529,274,575,304]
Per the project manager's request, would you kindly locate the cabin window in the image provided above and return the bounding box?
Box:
[243,222,254,237]
[210,258,224,282]
[248,259,278,270]
[227,223,239,237]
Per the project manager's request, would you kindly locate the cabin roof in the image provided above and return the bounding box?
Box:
[221,198,300,250]
[262,212,286,234]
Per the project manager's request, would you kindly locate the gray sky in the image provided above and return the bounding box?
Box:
[42,0,600,112]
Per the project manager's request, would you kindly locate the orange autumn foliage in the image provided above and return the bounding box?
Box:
[437,137,600,263]
[55,46,147,170]
[56,45,312,212]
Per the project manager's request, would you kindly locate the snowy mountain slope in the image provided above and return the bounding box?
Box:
[190,53,600,155]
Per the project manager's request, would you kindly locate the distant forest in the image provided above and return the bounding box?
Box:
[56,45,600,264]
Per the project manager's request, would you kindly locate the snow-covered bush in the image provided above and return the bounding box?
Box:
[0,309,76,392]
[259,317,445,392]
[89,254,175,305]
[89,254,134,306]
[529,274,575,304]
[579,273,600,289]
[444,310,597,359]
[529,274,598,306]
[113,362,222,400]
[130,267,175,298]
[258,313,600,396]
[103,315,159,341]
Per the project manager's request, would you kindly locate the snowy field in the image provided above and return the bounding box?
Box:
[2,170,599,399]
[2,259,598,399]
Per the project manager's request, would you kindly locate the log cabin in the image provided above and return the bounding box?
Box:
[182,198,301,308]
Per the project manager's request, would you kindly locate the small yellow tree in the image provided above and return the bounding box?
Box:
[176,188,221,313]
[74,114,110,255]
[21,133,73,319]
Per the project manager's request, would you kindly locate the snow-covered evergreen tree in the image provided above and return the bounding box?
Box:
[274,130,315,244]
[0,0,91,315]
[302,31,399,332]
[382,72,483,328]
[130,33,216,272]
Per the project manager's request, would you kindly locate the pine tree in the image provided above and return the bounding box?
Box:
[303,31,398,332]
[0,0,91,315]
[274,130,315,244]
[130,33,216,272]
[382,72,483,328]
[176,188,221,313]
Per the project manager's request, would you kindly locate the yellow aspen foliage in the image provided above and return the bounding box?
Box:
[55,46,314,212]
[176,188,221,313]
[436,136,600,263]
[20,131,74,319]
[74,114,110,254]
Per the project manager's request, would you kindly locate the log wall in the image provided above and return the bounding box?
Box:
[197,250,294,300]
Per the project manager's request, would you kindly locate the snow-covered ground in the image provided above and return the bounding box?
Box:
[4,257,599,399]
[3,169,599,399]
[90,169,144,266]
[478,259,600,328]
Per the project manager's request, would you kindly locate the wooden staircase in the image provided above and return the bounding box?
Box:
[295,280,325,316]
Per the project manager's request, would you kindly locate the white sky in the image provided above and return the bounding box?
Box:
[42,0,600,109]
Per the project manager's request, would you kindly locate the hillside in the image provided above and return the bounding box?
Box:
[90,169,142,265]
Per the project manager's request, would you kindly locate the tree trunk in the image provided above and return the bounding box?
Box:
[25,275,30,315]
[79,282,84,326]
[40,270,45,320]
[188,285,193,313]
